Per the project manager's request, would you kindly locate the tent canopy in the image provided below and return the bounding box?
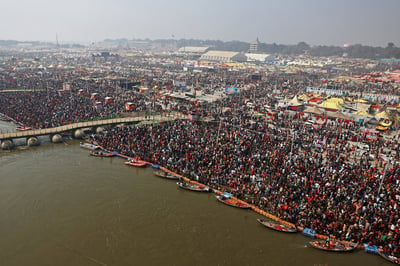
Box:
[319,100,342,110]
[304,106,323,115]
[375,111,390,119]
[288,95,303,106]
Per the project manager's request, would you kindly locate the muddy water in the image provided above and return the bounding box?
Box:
[0,141,390,266]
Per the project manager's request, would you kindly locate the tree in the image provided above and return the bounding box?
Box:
[387,42,395,48]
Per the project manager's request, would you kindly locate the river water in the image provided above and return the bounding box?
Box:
[0,121,391,266]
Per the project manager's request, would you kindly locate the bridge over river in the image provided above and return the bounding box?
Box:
[0,113,180,149]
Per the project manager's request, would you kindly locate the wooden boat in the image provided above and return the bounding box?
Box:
[379,251,400,265]
[257,218,297,233]
[89,151,115,157]
[216,192,251,209]
[154,170,180,180]
[308,240,358,252]
[177,182,213,192]
[124,159,147,167]
[79,142,99,150]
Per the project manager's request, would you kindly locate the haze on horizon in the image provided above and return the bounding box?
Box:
[2,0,400,47]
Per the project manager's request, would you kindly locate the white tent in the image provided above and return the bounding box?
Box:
[288,95,303,107]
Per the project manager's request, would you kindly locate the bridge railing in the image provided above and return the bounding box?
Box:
[0,113,179,140]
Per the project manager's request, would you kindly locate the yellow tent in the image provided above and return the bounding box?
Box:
[319,98,345,110]
[354,98,368,103]
[355,110,370,116]
[329,97,345,104]
[225,62,244,68]
[319,101,342,110]
[375,111,390,120]
[298,94,310,101]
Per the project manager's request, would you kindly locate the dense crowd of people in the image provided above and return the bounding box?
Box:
[1,56,400,257]
[90,100,400,257]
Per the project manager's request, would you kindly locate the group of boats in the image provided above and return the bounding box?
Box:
[257,218,361,253]
[153,170,213,192]
[80,142,399,263]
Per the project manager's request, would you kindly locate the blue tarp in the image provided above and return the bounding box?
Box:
[221,192,233,198]
[302,228,316,238]
[364,244,379,254]
[225,87,238,94]
[151,164,161,169]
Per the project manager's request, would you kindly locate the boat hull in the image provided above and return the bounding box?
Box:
[177,182,212,192]
[125,161,147,167]
[257,218,297,233]
[90,151,114,157]
[154,171,180,180]
[379,251,400,265]
[215,195,251,209]
[308,241,358,252]
[80,142,99,150]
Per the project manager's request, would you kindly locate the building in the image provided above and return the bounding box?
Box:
[199,50,247,63]
[249,38,260,53]
[245,53,274,63]
[178,46,209,54]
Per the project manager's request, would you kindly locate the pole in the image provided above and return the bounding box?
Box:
[377,161,389,197]
[290,130,295,162]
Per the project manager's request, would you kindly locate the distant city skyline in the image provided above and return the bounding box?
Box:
[1,0,400,47]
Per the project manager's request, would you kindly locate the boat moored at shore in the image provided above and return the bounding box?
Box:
[177,181,213,192]
[216,192,251,209]
[154,170,181,180]
[308,240,358,252]
[80,142,99,150]
[257,218,297,233]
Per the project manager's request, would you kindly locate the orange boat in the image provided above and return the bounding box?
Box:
[124,157,147,167]
[257,218,297,233]
[308,240,358,252]
[216,192,251,209]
